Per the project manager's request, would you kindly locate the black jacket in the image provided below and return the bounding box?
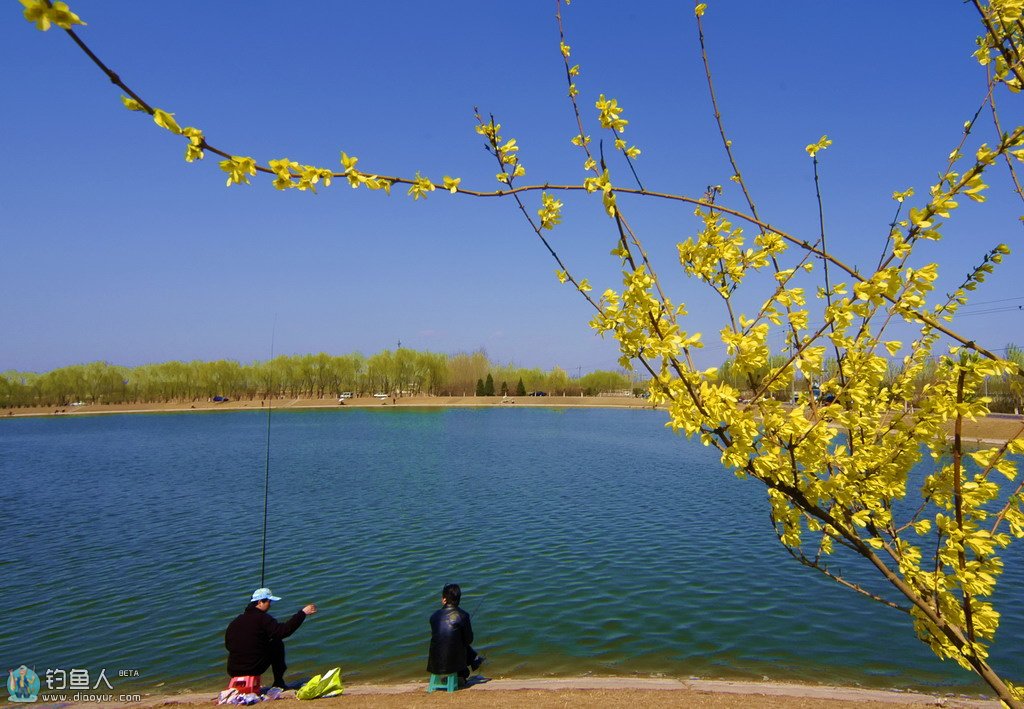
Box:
[225,602,306,676]
[426,604,474,674]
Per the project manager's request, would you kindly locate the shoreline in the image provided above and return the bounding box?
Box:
[4,395,1023,444]
[1,394,655,419]
[67,676,1001,708]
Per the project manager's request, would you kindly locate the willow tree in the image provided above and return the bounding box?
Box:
[19,0,1024,704]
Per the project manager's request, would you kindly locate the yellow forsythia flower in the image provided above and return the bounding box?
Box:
[443,176,461,193]
[48,1,84,29]
[695,3,707,17]
[595,94,628,131]
[339,153,364,188]
[993,0,1024,24]
[408,172,435,200]
[182,127,204,162]
[364,176,391,194]
[219,156,257,186]
[602,190,617,217]
[268,159,296,190]
[805,134,832,157]
[538,192,564,230]
[340,152,358,173]
[121,95,145,112]
[21,0,85,31]
[21,0,51,30]
[153,109,182,135]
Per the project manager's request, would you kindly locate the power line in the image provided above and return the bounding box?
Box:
[955,305,1023,317]
[958,296,1024,308]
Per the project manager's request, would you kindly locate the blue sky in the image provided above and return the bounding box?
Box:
[3,1,1022,374]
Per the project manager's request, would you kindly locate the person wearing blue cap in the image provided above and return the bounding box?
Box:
[225,587,318,689]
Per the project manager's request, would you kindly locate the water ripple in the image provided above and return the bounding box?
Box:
[1,408,1020,696]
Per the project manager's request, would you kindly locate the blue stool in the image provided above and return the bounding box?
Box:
[427,673,458,692]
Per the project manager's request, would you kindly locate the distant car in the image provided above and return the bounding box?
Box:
[791,388,835,404]
[373,393,388,399]
[528,391,548,396]
[339,392,353,400]
[212,396,229,402]
[70,401,85,406]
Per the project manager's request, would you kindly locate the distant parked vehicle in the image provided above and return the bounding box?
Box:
[373,393,388,399]
[792,385,835,404]
[528,391,548,396]
[70,401,85,406]
[339,392,353,400]
[212,396,229,402]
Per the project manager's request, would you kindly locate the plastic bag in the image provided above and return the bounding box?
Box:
[296,667,344,700]
[216,688,263,705]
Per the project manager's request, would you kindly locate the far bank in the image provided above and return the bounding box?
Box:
[1,394,652,419]
[3,395,1023,445]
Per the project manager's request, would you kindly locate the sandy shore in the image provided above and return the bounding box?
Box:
[64,677,999,708]
[1,395,652,419]
[4,395,1023,444]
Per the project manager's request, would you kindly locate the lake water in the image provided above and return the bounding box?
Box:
[1,407,1021,697]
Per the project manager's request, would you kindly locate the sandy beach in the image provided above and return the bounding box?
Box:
[61,676,1001,708]
[1,394,651,418]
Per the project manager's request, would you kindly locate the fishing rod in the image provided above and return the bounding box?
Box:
[260,319,277,587]
[468,596,487,671]
[468,597,485,620]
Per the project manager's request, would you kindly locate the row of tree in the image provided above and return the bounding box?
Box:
[7,344,1022,411]
[0,349,641,408]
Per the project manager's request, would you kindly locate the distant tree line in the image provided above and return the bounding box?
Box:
[6,345,1023,411]
[0,349,642,408]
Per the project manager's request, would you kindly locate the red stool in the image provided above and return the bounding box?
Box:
[227,675,261,694]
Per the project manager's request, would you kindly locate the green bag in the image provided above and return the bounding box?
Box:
[296,667,344,700]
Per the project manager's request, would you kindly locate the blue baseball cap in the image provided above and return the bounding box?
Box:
[251,587,282,602]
